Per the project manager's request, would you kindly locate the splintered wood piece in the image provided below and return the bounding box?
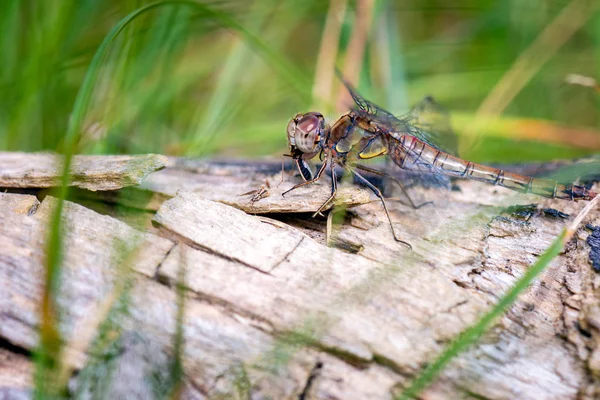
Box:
[0,193,174,350]
[0,192,398,400]
[139,166,371,213]
[0,192,39,215]
[0,152,167,191]
[156,238,487,369]
[152,191,306,272]
[231,183,371,213]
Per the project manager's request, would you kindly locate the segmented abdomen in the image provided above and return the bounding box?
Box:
[390,136,596,201]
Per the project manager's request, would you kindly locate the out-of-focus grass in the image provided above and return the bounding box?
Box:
[1,0,599,161]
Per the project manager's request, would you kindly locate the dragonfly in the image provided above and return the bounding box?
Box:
[283,74,597,248]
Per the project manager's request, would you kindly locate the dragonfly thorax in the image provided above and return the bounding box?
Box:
[286,112,325,160]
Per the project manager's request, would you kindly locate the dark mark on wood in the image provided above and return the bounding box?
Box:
[586,224,600,272]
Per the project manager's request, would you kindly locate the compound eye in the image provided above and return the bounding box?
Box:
[295,114,321,153]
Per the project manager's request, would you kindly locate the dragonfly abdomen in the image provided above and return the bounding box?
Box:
[392,135,596,201]
[484,169,596,200]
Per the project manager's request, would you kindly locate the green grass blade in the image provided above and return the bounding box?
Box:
[168,259,187,398]
[35,3,166,392]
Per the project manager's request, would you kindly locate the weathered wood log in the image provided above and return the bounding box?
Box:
[0,193,396,399]
[0,152,167,191]
[1,155,600,399]
[139,158,372,213]
[64,158,371,213]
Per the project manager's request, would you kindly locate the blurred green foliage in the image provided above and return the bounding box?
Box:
[1,0,599,161]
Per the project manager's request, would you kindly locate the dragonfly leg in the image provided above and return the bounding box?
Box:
[282,160,328,197]
[355,164,432,209]
[349,167,412,249]
[312,163,338,218]
[277,155,286,188]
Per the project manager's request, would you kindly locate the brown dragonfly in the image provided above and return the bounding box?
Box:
[283,74,597,248]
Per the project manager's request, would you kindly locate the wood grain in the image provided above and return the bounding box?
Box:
[1,156,600,399]
[0,152,167,191]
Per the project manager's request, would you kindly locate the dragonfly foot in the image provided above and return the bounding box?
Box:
[393,236,413,250]
[312,210,326,218]
[414,200,434,209]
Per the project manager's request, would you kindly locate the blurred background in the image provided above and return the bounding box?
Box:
[1,0,599,164]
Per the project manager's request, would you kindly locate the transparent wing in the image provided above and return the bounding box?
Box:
[387,142,455,185]
[336,69,401,121]
[389,167,451,190]
[401,96,458,156]
[336,69,459,156]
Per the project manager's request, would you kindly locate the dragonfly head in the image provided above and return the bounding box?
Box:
[286,112,325,160]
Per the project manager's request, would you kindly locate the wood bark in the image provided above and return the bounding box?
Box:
[1,155,600,399]
[0,152,167,191]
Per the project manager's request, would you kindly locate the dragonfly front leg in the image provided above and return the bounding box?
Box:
[354,164,432,209]
[312,163,338,218]
[348,167,412,249]
[281,160,328,197]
